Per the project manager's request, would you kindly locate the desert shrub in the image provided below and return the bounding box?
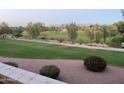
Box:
[109,35,122,47]
[39,36,47,39]
[58,38,64,43]
[95,31,103,43]
[3,62,18,67]
[84,56,107,72]
[50,37,55,40]
[77,39,84,45]
[38,35,47,40]
[39,65,60,79]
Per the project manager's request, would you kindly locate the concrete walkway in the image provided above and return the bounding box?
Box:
[0,62,65,84]
[0,56,124,84]
[16,38,124,52]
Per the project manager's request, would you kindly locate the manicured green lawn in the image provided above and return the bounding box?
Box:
[40,31,90,43]
[0,39,124,67]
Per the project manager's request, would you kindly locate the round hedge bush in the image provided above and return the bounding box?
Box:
[3,62,18,67]
[84,56,107,72]
[40,65,60,79]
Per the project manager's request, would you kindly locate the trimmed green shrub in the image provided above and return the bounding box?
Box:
[40,65,60,79]
[3,62,18,67]
[84,56,107,72]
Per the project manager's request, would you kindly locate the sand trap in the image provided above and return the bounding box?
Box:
[0,56,124,84]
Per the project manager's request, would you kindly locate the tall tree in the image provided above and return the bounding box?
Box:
[26,22,42,39]
[94,24,102,43]
[66,22,78,43]
[108,24,118,37]
[11,26,25,38]
[0,22,12,39]
[114,21,124,33]
[26,22,33,39]
[101,25,108,43]
[87,25,95,43]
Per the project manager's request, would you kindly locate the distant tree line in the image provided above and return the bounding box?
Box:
[0,10,124,47]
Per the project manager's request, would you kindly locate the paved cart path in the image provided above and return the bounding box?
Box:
[16,39,124,52]
[0,56,124,84]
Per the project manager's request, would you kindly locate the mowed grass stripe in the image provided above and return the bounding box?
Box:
[0,39,124,67]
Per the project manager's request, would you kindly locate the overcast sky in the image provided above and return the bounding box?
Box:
[0,9,123,26]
